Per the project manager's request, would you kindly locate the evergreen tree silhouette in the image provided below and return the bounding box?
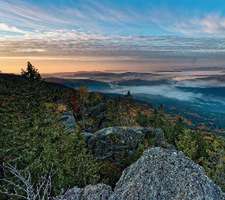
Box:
[21,61,41,81]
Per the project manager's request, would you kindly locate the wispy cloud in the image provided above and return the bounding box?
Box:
[197,14,225,34]
[14,48,46,53]
[1,0,225,37]
[0,23,26,33]
[0,0,67,30]
[167,14,225,36]
[0,0,140,34]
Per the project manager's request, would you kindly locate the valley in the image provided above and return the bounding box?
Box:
[45,69,225,135]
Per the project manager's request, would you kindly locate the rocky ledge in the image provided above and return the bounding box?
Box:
[56,147,224,200]
[82,127,167,165]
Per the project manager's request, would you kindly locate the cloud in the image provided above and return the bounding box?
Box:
[1,30,225,71]
[14,48,46,53]
[198,15,225,34]
[178,79,225,88]
[0,0,67,30]
[0,23,26,33]
[0,1,225,71]
[171,14,225,36]
[22,30,109,41]
[2,31,225,55]
[107,85,202,102]
[0,0,139,34]
[1,0,225,37]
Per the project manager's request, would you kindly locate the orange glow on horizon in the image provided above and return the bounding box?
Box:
[1,56,223,74]
[0,58,125,74]
[0,56,166,74]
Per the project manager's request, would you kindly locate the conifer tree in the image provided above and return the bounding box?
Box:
[21,61,41,81]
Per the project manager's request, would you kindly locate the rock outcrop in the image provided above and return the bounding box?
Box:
[56,147,225,200]
[109,147,224,200]
[83,127,166,165]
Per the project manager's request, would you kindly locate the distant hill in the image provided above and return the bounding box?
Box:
[115,79,171,86]
[45,77,111,90]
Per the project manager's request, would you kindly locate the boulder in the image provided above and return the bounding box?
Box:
[84,127,165,165]
[56,187,81,200]
[60,111,76,132]
[110,147,225,200]
[82,131,95,143]
[56,184,112,200]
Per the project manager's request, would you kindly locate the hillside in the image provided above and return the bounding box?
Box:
[0,73,225,199]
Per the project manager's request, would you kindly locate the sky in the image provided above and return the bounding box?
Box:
[1,0,225,73]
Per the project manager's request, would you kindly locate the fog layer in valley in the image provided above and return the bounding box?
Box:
[45,68,225,131]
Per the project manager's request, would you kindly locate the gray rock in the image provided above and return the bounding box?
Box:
[56,187,82,200]
[85,127,164,165]
[82,184,113,200]
[56,184,112,200]
[81,132,95,143]
[60,111,76,132]
[109,147,224,200]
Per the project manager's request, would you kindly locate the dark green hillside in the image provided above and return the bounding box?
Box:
[0,73,101,197]
[45,77,111,90]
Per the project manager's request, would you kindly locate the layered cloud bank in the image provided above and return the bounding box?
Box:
[1,0,225,73]
[1,34,225,73]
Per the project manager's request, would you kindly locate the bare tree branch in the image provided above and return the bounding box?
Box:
[0,163,52,200]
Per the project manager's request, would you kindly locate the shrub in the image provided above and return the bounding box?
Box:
[0,91,100,195]
[176,129,199,160]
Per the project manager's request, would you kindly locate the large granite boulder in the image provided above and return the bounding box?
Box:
[109,147,225,200]
[83,127,165,165]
